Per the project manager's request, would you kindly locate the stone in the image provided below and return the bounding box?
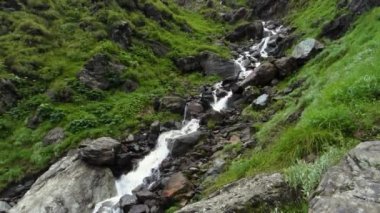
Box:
[240,62,278,87]
[252,94,269,109]
[0,201,11,213]
[121,79,139,93]
[225,21,264,42]
[159,95,186,114]
[119,194,138,212]
[77,54,125,90]
[186,101,204,117]
[79,137,121,166]
[148,40,170,56]
[110,22,133,49]
[162,172,193,200]
[47,86,74,103]
[247,0,288,19]
[0,79,19,114]
[168,131,202,157]
[128,204,149,213]
[320,14,354,39]
[143,3,172,23]
[199,52,240,79]
[174,56,201,73]
[292,38,324,62]
[9,152,116,213]
[273,57,298,78]
[310,141,380,213]
[0,0,21,11]
[230,7,248,23]
[177,173,293,212]
[135,190,157,202]
[344,0,380,15]
[43,127,65,146]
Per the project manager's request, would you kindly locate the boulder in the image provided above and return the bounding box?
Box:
[129,204,150,213]
[186,101,204,117]
[77,54,126,90]
[175,56,201,73]
[240,62,278,87]
[148,40,170,56]
[252,94,269,109]
[159,95,186,114]
[162,172,193,201]
[116,0,139,10]
[247,0,288,19]
[225,21,264,42]
[177,173,293,212]
[121,79,139,93]
[110,22,133,49]
[119,194,138,212]
[320,14,354,39]
[168,131,202,157]
[0,201,11,213]
[0,0,21,11]
[310,141,380,213]
[273,57,298,78]
[0,79,19,114]
[135,190,157,202]
[143,3,172,23]
[47,86,74,103]
[43,127,65,146]
[9,152,116,213]
[199,52,240,79]
[344,0,380,15]
[230,7,248,23]
[79,137,121,166]
[292,38,324,62]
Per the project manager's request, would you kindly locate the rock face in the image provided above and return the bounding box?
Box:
[273,57,298,78]
[292,38,324,62]
[177,173,293,213]
[168,131,202,157]
[79,137,121,166]
[77,54,126,90]
[43,127,65,146]
[320,14,354,39]
[248,0,288,19]
[9,152,116,213]
[0,79,19,114]
[0,0,21,11]
[162,172,193,201]
[310,141,380,213]
[225,21,263,42]
[240,62,278,87]
[0,201,11,212]
[110,22,133,49]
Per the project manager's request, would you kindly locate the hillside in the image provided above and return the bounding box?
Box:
[0,0,380,212]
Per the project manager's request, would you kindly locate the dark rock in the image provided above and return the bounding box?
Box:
[225,21,264,42]
[77,54,125,90]
[47,86,74,103]
[79,137,121,166]
[175,56,201,73]
[169,131,202,157]
[247,0,288,19]
[230,7,248,23]
[119,194,138,212]
[240,62,278,87]
[110,22,133,49]
[199,52,240,79]
[0,79,20,114]
[344,0,380,15]
[273,57,298,78]
[206,0,214,8]
[43,127,65,146]
[320,14,354,39]
[0,201,11,213]
[128,204,149,213]
[121,79,139,93]
[162,172,193,201]
[135,190,157,202]
[159,95,186,114]
[143,3,172,23]
[310,141,380,213]
[0,0,21,11]
[116,0,139,10]
[148,40,170,56]
[292,38,324,62]
[186,101,204,118]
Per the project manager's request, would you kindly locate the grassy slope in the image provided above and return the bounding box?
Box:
[0,0,231,189]
[205,1,380,204]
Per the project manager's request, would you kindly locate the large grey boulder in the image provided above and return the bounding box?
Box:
[239,62,278,87]
[310,141,380,213]
[79,137,121,166]
[0,201,11,212]
[177,173,293,213]
[158,95,186,114]
[43,127,65,146]
[225,21,264,42]
[292,38,324,62]
[9,151,116,213]
[169,131,202,157]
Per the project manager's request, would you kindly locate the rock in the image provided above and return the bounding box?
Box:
[186,101,204,118]
[177,173,293,212]
[175,56,201,73]
[159,95,186,114]
[121,79,139,93]
[344,0,380,15]
[143,3,172,23]
[225,21,264,42]
[9,152,116,213]
[247,0,288,19]
[230,7,248,23]
[320,14,355,40]
[129,204,149,213]
[148,40,170,56]
[116,0,139,10]
[119,194,138,212]
[110,22,133,49]
[0,201,11,213]
[207,158,226,176]
[79,137,121,166]
[252,94,269,109]
[310,141,380,213]
[292,38,324,62]
[0,79,19,114]
[77,54,125,90]
[135,190,157,202]
[47,86,74,103]
[240,62,278,87]
[0,0,21,11]
[169,131,202,157]
[162,172,193,200]
[199,52,240,79]
[43,127,65,145]
[273,57,298,78]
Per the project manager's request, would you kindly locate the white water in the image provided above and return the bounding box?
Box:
[94,119,200,213]
[211,90,233,112]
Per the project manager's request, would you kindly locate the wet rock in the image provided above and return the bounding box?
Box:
[135,190,157,202]
[0,0,21,11]
[110,22,133,49]
[225,21,264,42]
[310,141,380,213]
[169,131,202,157]
[230,7,248,23]
[162,172,193,201]
[159,95,186,114]
[252,94,269,109]
[292,38,324,63]
[43,127,65,146]
[119,194,138,212]
[0,201,11,212]
[9,152,116,213]
[77,54,126,90]
[199,52,240,79]
[240,62,278,87]
[79,137,121,166]
[273,57,298,78]
[186,101,204,118]
[247,0,288,19]
[320,14,354,40]
[129,204,149,213]
[0,79,20,114]
[177,173,293,212]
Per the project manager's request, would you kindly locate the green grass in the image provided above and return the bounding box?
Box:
[205,6,380,195]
